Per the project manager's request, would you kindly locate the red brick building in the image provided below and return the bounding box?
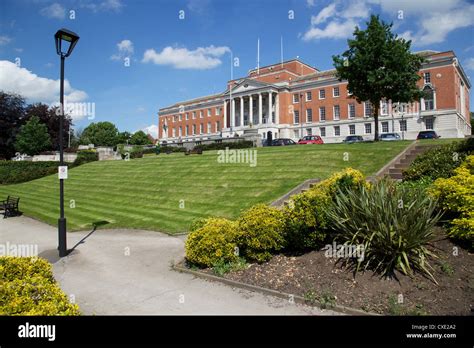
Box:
[158,50,471,144]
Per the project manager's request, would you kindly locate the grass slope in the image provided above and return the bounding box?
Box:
[0,141,410,234]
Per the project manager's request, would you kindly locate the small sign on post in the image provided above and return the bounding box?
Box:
[58,166,68,180]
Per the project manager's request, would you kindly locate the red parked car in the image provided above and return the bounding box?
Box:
[298,135,324,145]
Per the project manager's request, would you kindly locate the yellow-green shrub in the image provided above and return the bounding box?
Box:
[185,218,239,267]
[0,257,80,315]
[429,155,474,246]
[284,168,367,251]
[236,204,286,262]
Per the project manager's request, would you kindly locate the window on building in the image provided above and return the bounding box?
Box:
[172,128,176,137]
[199,111,203,118]
[333,105,340,120]
[293,94,299,103]
[307,128,312,136]
[216,107,221,116]
[192,124,196,135]
[424,72,431,84]
[349,124,355,135]
[320,127,326,137]
[179,114,183,121]
[423,85,434,111]
[319,89,326,99]
[425,117,434,130]
[294,110,300,124]
[334,126,340,136]
[185,125,189,136]
[348,103,356,118]
[381,100,389,115]
[306,91,312,101]
[179,126,182,137]
[333,86,340,97]
[200,123,204,134]
[207,109,211,117]
[319,106,326,121]
[207,122,211,134]
[306,108,313,122]
[364,102,373,117]
[185,113,189,120]
[365,123,372,134]
[382,121,389,133]
[192,112,196,119]
[174,115,178,122]
[216,121,221,131]
[399,119,407,132]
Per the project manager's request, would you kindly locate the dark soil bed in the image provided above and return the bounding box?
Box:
[201,233,474,315]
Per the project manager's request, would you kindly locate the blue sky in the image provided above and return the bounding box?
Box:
[1,0,473,137]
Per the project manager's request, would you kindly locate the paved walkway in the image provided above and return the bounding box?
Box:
[0,216,338,315]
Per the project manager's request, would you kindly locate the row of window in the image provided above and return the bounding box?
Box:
[167,107,222,123]
[293,86,343,103]
[293,102,377,123]
[170,121,221,137]
[300,120,409,138]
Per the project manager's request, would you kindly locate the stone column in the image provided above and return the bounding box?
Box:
[223,100,227,129]
[231,98,235,127]
[249,95,253,125]
[240,96,244,127]
[275,93,279,125]
[268,91,273,124]
[258,93,263,125]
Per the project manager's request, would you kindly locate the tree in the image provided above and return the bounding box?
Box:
[333,15,425,141]
[0,92,26,159]
[117,131,132,145]
[129,130,152,145]
[80,122,119,146]
[14,116,52,155]
[24,103,73,151]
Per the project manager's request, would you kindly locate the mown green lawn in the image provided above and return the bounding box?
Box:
[0,141,411,234]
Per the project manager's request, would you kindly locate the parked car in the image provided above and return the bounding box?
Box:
[343,135,364,144]
[380,133,401,141]
[298,135,324,145]
[272,138,297,146]
[417,130,440,139]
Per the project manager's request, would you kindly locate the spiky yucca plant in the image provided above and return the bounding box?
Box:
[327,179,441,283]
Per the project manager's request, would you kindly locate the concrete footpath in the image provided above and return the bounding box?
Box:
[0,216,338,315]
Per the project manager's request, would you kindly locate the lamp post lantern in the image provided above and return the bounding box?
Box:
[54,28,79,257]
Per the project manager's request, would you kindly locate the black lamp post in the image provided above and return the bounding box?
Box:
[54,28,79,257]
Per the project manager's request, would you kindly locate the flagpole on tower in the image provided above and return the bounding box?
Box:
[257,38,260,75]
[281,36,283,68]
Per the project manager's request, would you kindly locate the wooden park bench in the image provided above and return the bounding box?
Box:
[0,196,20,218]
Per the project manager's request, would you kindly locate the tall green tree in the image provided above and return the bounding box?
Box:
[0,92,26,159]
[24,103,73,151]
[130,130,152,145]
[333,15,425,141]
[80,122,119,146]
[117,131,132,144]
[14,116,52,155]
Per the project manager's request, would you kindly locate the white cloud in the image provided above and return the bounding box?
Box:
[40,3,66,20]
[142,45,230,70]
[81,0,123,13]
[306,0,316,7]
[464,57,474,71]
[0,35,12,45]
[303,1,370,41]
[111,39,134,61]
[0,60,88,112]
[142,125,158,139]
[136,106,146,112]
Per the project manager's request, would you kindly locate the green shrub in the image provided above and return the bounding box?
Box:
[403,138,474,182]
[212,257,247,276]
[194,140,254,152]
[161,146,186,153]
[429,155,474,247]
[236,204,286,262]
[0,161,59,184]
[0,257,80,315]
[185,218,239,267]
[284,168,368,251]
[189,218,208,232]
[73,150,98,166]
[327,179,441,282]
[130,146,144,159]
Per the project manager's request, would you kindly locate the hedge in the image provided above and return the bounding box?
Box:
[0,161,59,185]
[0,257,80,315]
[73,150,98,166]
[194,140,254,152]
